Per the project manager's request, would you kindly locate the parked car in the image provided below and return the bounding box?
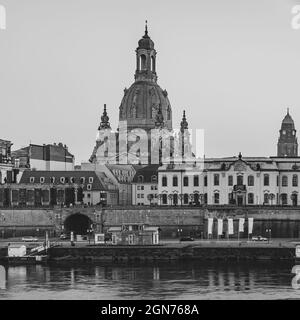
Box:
[251,236,268,242]
[180,236,194,242]
[59,233,70,240]
[21,236,39,242]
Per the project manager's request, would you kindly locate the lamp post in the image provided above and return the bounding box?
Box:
[266,228,271,243]
[266,211,273,243]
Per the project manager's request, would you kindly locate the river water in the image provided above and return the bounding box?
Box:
[0,261,300,300]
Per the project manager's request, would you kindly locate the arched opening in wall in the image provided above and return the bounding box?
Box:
[151,56,155,72]
[64,213,92,235]
[140,54,147,70]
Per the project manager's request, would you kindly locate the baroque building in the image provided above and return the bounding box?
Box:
[155,111,300,207]
[89,23,181,166]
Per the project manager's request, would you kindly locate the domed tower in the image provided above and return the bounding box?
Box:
[277,109,298,157]
[118,22,172,132]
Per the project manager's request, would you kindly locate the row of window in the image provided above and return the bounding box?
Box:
[212,192,297,205]
[159,192,298,205]
[217,174,299,187]
[137,175,157,183]
[162,175,200,187]
[29,177,94,184]
[161,174,300,187]
[137,185,158,190]
[137,193,158,199]
[160,193,203,205]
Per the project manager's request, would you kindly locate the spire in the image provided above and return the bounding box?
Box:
[180,110,188,133]
[144,20,148,37]
[287,107,290,115]
[98,104,111,130]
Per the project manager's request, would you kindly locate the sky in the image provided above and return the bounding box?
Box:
[1,0,300,164]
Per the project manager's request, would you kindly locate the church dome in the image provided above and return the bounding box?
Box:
[118,24,172,132]
[119,81,172,131]
[138,21,154,50]
[138,33,154,50]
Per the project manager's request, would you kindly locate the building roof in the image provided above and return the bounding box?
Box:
[12,143,74,163]
[133,165,160,183]
[19,171,106,191]
[0,139,12,146]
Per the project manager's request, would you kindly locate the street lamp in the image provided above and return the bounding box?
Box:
[266,228,272,243]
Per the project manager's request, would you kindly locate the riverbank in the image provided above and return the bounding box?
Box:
[0,239,298,263]
[48,240,298,263]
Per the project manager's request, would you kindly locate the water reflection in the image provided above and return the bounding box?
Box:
[0,261,300,299]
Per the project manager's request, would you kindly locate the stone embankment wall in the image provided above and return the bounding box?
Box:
[0,206,299,238]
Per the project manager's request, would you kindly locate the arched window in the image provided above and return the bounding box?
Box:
[292,192,298,206]
[140,54,147,70]
[248,175,254,186]
[264,193,269,204]
[183,193,189,204]
[281,193,288,205]
[162,194,167,204]
[248,193,254,204]
[173,175,178,187]
[162,176,167,187]
[204,193,208,204]
[228,175,233,186]
[194,193,200,205]
[214,192,220,204]
[137,175,144,183]
[264,174,269,186]
[173,193,178,205]
[183,176,189,187]
[204,176,208,187]
[282,175,288,187]
[151,55,156,72]
[293,174,298,187]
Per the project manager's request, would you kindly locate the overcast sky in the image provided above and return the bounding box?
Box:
[1,0,300,164]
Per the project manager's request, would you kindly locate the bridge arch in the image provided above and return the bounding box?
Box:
[64,213,92,235]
